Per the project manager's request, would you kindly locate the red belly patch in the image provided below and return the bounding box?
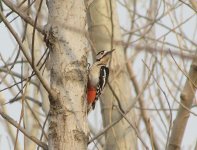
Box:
[87,86,96,104]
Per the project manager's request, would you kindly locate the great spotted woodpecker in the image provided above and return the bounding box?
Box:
[87,49,115,112]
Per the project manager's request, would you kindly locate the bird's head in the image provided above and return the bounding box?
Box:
[96,49,115,64]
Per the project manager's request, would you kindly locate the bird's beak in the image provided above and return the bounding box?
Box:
[102,49,115,60]
[106,49,115,55]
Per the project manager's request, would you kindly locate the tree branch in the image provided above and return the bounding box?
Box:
[0,10,56,101]
[2,0,44,34]
[0,109,48,149]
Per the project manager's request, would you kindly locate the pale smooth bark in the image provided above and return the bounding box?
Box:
[87,0,137,149]
[168,53,197,150]
[46,1,88,150]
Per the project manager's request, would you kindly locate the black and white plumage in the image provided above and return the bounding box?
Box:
[87,49,115,111]
[92,66,109,109]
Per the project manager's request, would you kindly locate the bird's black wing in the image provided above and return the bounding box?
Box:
[92,66,109,109]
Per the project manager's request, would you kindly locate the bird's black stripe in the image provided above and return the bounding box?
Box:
[92,66,109,109]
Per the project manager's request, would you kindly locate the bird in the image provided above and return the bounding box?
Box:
[87,49,115,112]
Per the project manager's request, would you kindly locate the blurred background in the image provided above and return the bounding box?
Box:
[0,0,197,149]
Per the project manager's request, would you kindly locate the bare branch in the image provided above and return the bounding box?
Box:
[0,10,56,101]
[0,109,48,149]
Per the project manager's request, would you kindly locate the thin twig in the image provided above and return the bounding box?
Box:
[2,0,44,34]
[143,60,172,150]
[37,113,49,150]
[0,10,56,101]
[115,105,149,150]
[32,0,44,69]
[0,110,48,149]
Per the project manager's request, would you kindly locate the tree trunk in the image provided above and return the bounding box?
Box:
[86,0,137,149]
[168,52,197,150]
[46,1,88,150]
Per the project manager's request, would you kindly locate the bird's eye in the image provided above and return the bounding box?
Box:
[96,51,104,57]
